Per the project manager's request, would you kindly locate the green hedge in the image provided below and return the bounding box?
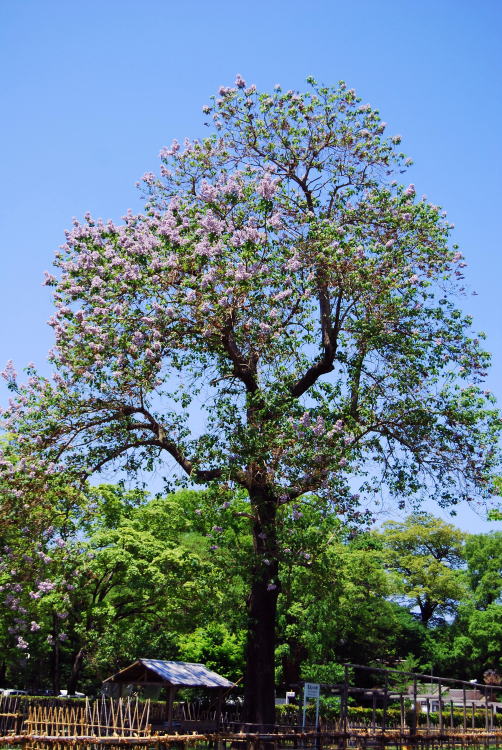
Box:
[275,703,502,728]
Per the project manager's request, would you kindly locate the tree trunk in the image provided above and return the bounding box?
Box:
[282,637,308,688]
[243,486,279,726]
[51,617,60,696]
[419,596,436,627]
[67,648,86,695]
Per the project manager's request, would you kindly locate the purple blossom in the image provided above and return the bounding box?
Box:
[199,180,219,202]
[267,583,277,591]
[42,271,57,286]
[159,140,180,158]
[257,174,279,200]
[285,256,302,272]
[300,412,311,427]
[273,289,292,302]
[30,621,41,632]
[313,416,325,436]
[235,74,246,89]
[37,580,56,593]
[1,360,17,382]
[268,213,283,230]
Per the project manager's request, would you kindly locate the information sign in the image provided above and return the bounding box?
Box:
[302,682,321,728]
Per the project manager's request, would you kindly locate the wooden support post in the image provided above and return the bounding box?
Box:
[410,678,418,740]
[216,689,223,731]
[438,681,443,734]
[462,687,467,733]
[167,686,176,731]
[382,674,388,734]
[342,665,349,750]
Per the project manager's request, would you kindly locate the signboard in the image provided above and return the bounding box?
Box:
[304,682,320,699]
[302,682,320,728]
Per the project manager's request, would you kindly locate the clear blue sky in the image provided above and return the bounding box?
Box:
[1,0,501,532]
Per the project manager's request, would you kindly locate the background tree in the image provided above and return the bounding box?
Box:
[379,513,467,626]
[463,532,502,608]
[1,77,499,722]
[276,517,424,687]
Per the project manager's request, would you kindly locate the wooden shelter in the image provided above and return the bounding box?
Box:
[103,659,235,730]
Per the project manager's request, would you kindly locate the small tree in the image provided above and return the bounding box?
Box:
[1,76,499,722]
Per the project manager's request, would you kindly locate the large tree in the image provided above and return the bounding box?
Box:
[1,76,499,723]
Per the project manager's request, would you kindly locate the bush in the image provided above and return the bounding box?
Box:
[275,702,502,728]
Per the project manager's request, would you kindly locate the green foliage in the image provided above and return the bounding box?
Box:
[4,483,499,694]
[463,532,502,608]
[379,513,467,626]
[177,624,245,680]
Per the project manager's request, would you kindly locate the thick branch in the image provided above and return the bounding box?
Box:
[349,343,367,419]
[221,330,258,392]
[290,288,342,398]
[81,401,224,484]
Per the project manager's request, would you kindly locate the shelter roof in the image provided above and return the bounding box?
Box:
[104,659,234,689]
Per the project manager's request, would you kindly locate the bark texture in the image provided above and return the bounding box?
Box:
[242,486,279,725]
